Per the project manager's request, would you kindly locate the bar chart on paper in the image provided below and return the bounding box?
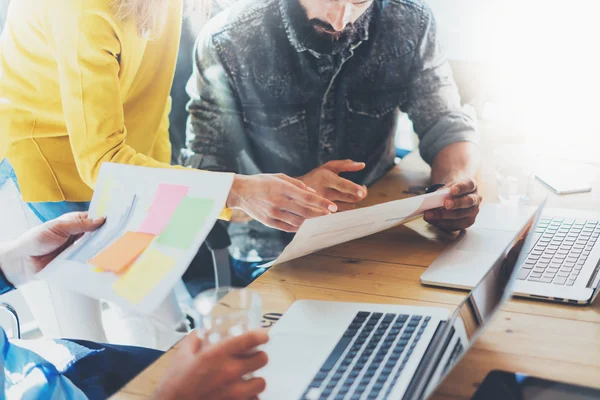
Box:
[38,164,234,314]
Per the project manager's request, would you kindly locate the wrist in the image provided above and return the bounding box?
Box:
[431,170,476,187]
[226,174,246,209]
[153,383,177,400]
[425,183,446,193]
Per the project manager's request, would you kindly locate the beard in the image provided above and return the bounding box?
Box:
[287,0,372,55]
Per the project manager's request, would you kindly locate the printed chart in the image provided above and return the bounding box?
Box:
[39,163,234,314]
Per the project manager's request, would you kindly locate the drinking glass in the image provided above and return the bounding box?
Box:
[193,287,262,345]
[493,144,535,204]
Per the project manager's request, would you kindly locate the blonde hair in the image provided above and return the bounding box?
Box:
[114,0,212,39]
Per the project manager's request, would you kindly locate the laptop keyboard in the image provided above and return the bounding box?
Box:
[442,339,464,376]
[301,311,430,400]
[519,217,600,286]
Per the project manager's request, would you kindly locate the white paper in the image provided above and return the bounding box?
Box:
[274,189,451,265]
[38,163,233,314]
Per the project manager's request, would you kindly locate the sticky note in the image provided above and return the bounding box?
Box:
[88,231,156,273]
[92,267,104,273]
[156,197,214,249]
[113,248,175,304]
[138,184,190,235]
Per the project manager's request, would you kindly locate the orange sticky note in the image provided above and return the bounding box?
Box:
[88,231,155,273]
[113,248,176,304]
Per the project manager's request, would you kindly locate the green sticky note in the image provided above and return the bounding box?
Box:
[156,197,214,249]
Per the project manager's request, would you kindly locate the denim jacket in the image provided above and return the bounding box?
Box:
[185,0,479,261]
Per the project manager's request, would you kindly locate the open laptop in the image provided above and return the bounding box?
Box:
[258,203,545,400]
[421,205,600,305]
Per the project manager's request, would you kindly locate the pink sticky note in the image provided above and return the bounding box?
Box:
[138,184,190,235]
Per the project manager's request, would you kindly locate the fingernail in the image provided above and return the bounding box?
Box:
[357,190,364,197]
[92,217,104,223]
[328,204,338,212]
[307,187,317,193]
[445,200,454,209]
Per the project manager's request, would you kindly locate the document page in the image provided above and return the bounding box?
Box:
[39,163,233,314]
[275,189,451,265]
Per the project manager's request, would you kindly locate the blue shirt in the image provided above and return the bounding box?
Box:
[185,0,479,261]
[0,328,96,399]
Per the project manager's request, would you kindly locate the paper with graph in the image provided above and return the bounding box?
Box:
[39,163,233,314]
[274,189,451,265]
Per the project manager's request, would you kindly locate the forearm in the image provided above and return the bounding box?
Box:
[431,142,480,185]
[185,103,243,173]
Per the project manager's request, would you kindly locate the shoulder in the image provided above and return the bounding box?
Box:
[386,0,432,16]
[41,0,117,17]
[40,0,123,32]
[36,0,128,56]
[381,0,435,40]
[201,0,280,44]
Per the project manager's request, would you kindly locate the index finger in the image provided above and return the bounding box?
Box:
[217,330,270,356]
[449,179,477,196]
[331,176,367,198]
[288,184,338,212]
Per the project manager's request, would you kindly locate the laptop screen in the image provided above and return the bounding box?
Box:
[418,202,546,399]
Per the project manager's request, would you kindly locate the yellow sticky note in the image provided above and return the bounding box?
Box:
[113,248,175,305]
[96,177,115,217]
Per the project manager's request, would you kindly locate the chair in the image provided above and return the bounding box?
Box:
[0,303,21,339]
[181,222,232,298]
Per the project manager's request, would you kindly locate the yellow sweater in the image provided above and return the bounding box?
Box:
[0,0,183,202]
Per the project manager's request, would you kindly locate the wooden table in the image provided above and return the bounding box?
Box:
[116,123,600,399]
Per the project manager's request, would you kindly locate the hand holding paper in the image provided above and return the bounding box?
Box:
[424,178,482,231]
[39,164,234,314]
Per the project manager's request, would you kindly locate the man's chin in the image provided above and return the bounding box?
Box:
[313,26,343,40]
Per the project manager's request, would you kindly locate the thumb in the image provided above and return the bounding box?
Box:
[322,159,366,174]
[181,330,204,353]
[51,212,105,236]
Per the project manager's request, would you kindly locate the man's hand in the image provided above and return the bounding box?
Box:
[299,160,367,211]
[155,330,269,400]
[423,178,482,231]
[227,173,338,233]
[0,212,105,286]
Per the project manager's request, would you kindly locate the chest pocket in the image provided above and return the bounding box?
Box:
[242,105,309,173]
[344,91,404,161]
[346,90,405,119]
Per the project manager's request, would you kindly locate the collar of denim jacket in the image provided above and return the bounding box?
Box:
[278,0,374,55]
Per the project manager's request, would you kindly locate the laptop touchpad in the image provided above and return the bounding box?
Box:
[456,228,516,254]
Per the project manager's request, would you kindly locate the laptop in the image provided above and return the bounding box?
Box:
[258,203,545,400]
[421,204,600,305]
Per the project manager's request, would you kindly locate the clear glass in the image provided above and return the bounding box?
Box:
[193,287,262,345]
[493,144,535,204]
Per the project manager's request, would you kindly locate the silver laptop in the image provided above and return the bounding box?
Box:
[258,203,545,400]
[421,205,600,305]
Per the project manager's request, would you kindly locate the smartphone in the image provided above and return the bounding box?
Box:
[536,171,592,195]
[472,370,600,400]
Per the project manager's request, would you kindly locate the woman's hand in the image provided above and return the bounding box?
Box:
[0,212,105,286]
[227,174,338,232]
